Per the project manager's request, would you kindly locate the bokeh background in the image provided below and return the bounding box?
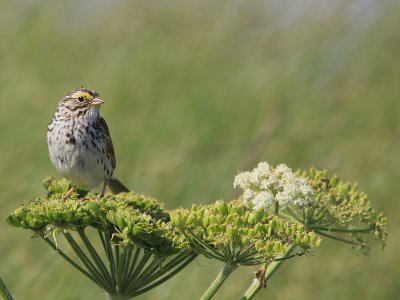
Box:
[1,0,399,299]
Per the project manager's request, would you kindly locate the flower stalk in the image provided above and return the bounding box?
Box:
[105,294,131,300]
[200,264,238,300]
[0,277,14,300]
[41,227,197,298]
[240,245,297,300]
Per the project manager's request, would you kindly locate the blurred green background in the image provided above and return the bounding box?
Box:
[1,0,399,299]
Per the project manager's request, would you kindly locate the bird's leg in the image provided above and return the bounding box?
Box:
[100,179,108,197]
[64,185,77,200]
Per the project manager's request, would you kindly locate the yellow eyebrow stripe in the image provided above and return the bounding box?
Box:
[71,91,94,99]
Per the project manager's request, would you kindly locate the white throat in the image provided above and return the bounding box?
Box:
[85,106,100,123]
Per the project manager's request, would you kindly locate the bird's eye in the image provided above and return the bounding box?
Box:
[78,97,85,102]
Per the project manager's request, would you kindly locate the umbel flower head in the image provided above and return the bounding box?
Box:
[234,162,314,209]
[296,168,388,253]
[170,200,321,266]
[7,178,179,254]
[234,163,388,255]
[7,178,196,298]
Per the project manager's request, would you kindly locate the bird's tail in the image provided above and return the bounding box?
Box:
[108,177,129,194]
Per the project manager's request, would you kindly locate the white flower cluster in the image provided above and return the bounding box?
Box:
[234,162,314,210]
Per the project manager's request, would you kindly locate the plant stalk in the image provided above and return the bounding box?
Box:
[310,226,373,233]
[105,293,131,300]
[0,277,14,300]
[240,245,297,300]
[200,263,238,300]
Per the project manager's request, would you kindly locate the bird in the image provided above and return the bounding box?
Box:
[47,87,129,198]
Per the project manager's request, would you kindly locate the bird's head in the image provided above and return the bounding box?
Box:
[59,87,105,119]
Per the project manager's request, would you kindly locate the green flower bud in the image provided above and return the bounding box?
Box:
[267,226,273,236]
[202,215,210,227]
[309,232,321,246]
[285,226,291,236]
[274,241,283,253]
[224,214,236,224]
[314,174,321,182]
[254,224,265,234]
[207,225,218,235]
[248,210,264,223]
[235,206,246,216]
[302,235,310,245]
[81,216,92,225]
[218,224,226,233]
[309,167,316,179]
[132,225,146,236]
[247,228,255,238]
[234,217,245,227]
[295,234,302,244]
[255,240,266,250]
[192,204,200,211]
[291,224,297,235]
[176,213,188,228]
[6,215,19,227]
[169,213,176,224]
[148,232,164,245]
[265,241,274,254]
[106,212,117,224]
[228,206,241,216]
[340,183,351,193]
[277,221,284,231]
[269,219,277,229]
[330,175,339,187]
[226,225,234,240]
[215,201,228,215]
[351,183,358,193]
[196,209,204,220]
[186,212,197,226]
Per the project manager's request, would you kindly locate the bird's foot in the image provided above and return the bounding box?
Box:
[63,185,77,200]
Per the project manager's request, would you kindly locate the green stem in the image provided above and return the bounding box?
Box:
[120,245,133,294]
[274,201,279,215]
[277,211,297,222]
[130,252,197,297]
[41,236,97,284]
[105,294,130,300]
[78,229,115,293]
[200,264,238,300]
[285,206,302,223]
[315,230,357,245]
[116,245,124,292]
[0,277,14,300]
[183,229,226,261]
[135,259,160,283]
[124,251,152,295]
[63,231,112,292]
[310,226,373,233]
[240,245,297,300]
[99,231,117,289]
[135,251,194,288]
[124,247,141,288]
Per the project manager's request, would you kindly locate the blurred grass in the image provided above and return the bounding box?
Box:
[1,0,399,299]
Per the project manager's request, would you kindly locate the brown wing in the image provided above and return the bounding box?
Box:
[98,116,116,170]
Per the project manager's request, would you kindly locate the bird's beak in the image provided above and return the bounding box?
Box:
[91,98,105,106]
